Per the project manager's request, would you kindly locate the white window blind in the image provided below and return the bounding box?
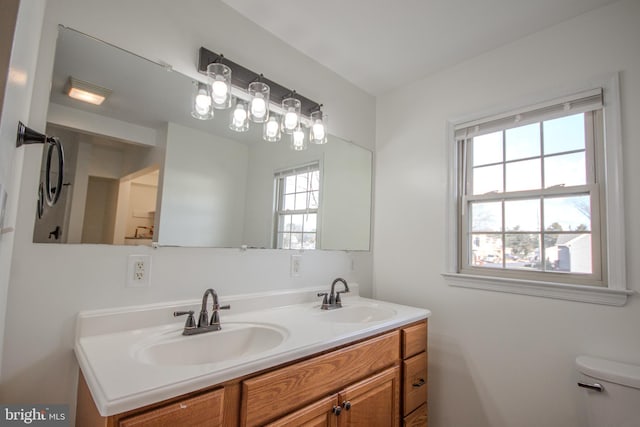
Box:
[454,88,602,141]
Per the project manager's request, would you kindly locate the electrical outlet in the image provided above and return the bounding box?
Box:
[127,254,151,287]
[290,254,302,277]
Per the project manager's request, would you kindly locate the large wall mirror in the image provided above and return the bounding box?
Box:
[33,26,372,250]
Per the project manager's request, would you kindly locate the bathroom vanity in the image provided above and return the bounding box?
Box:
[74,287,430,426]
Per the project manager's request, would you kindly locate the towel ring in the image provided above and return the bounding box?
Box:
[44,137,64,207]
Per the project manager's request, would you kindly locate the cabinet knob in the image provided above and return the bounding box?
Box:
[342,401,351,410]
[412,378,426,388]
[332,405,342,416]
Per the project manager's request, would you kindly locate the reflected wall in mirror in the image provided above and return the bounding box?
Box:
[33,26,372,250]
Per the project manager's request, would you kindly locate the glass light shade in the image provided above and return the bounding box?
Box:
[229,100,249,132]
[191,81,213,120]
[207,62,232,109]
[248,82,270,123]
[309,110,328,144]
[281,98,301,134]
[290,124,307,151]
[263,115,281,142]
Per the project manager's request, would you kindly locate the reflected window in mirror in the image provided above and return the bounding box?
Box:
[274,163,320,249]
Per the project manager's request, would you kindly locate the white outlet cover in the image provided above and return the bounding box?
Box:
[127,254,151,287]
[290,254,302,277]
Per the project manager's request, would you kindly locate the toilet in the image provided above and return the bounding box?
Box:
[576,355,640,427]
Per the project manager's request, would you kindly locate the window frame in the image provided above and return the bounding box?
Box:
[443,73,632,306]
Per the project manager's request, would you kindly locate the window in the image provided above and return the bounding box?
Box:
[445,76,631,305]
[274,163,320,250]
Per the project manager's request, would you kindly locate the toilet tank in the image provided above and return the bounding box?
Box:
[576,356,640,427]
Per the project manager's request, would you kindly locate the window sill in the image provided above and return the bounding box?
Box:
[442,273,633,306]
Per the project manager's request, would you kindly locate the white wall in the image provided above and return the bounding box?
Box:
[0,0,375,418]
[374,1,640,426]
[158,122,248,247]
[320,141,372,250]
[0,0,46,378]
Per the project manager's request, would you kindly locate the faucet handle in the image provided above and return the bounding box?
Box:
[317,292,329,306]
[210,304,230,326]
[173,310,196,329]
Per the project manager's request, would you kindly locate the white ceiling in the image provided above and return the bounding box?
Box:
[222,0,618,95]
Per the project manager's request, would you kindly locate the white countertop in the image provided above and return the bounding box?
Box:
[75,285,430,416]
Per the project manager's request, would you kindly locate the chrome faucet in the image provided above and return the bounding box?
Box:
[318,278,350,310]
[174,288,230,335]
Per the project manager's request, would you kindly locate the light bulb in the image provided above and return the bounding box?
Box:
[211,79,228,105]
[194,90,211,114]
[233,105,247,127]
[266,119,279,137]
[312,122,325,140]
[293,128,305,149]
[284,109,298,130]
[250,93,267,119]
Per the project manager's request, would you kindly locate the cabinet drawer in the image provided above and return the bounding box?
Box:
[403,403,427,427]
[119,388,224,427]
[265,395,339,427]
[242,331,400,426]
[402,321,427,359]
[403,352,427,416]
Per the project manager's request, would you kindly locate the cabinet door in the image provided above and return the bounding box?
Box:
[404,403,427,427]
[338,366,400,427]
[242,331,399,426]
[118,388,224,427]
[265,395,339,427]
[403,352,427,416]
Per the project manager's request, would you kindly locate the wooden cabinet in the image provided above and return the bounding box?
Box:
[77,320,427,427]
[338,366,400,426]
[241,331,399,426]
[265,395,339,427]
[401,321,428,425]
[118,388,224,427]
[403,404,427,427]
[266,367,400,427]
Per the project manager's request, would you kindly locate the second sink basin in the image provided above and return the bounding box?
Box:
[315,305,396,323]
[133,323,287,366]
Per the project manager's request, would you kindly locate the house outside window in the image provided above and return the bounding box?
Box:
[444,75,631,305]
[274,163,320,250]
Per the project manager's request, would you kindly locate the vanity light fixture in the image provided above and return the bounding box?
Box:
[191,81,213,120]
[65,77,111,105]
[263,115,282,142]
[229,100,250,132]
[197,47,325,150]
[309,109,327,144]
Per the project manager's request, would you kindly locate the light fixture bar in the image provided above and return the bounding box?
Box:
[197,47,321,117]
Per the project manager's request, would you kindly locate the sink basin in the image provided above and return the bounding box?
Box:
[133,323,287,366]
[316,305,396,323]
